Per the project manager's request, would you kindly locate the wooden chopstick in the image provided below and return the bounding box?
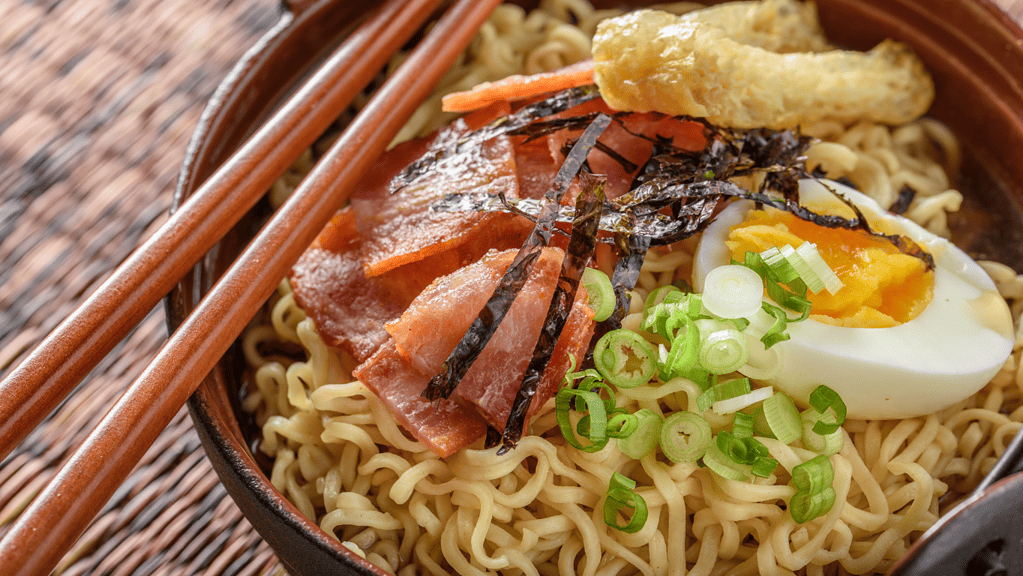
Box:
[0,0,446,462]
[0,0,503,573]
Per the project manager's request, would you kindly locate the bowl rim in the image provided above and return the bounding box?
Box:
[167,0,394,573]
[169,1,1023,574]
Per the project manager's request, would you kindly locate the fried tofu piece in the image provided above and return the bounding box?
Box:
[680,0,831,53]
[593,8,934,129]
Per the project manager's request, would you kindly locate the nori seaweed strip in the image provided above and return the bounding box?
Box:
[890,185,917,215]
[504,112,606,143]
[484,426,502,449]
[392,86,601,192]
[499,172,606,452]
[421,114,613,402]
[604,215,652,331]
[592,140,639,174]
[432,191,721,245]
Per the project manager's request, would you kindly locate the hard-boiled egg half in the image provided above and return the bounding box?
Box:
[692,179,1014,420]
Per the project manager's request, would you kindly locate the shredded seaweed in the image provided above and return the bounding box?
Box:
[432,191,718,245]
[890,185,917,215]
[500,172,606,452]
[605,223,651,330]
[392,87,602,192]
[421,113,613,402]
[484,426,502,449]
[401,86,939,453]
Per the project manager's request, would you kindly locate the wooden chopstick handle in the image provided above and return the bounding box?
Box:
[0,0,503,573]
[0,0,438,462]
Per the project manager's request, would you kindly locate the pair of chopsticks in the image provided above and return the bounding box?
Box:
[0,0,503,572]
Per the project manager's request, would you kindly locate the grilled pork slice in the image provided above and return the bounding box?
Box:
[384,248,595,432]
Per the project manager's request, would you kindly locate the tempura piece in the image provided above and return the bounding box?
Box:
[593,9,934,129]
[679,0,831,53]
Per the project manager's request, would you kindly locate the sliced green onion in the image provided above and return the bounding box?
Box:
[702,437,752,481]
[659,316,700,379]
[752,405,774,438]
[716,431,771,466]
[660,411,712,463]
[643,292,704,341]
[758,302,792,349]
[714,431,778,477]
[568,377,617,414]
[761,392,802,444]
[801,410,845,455]
[604,472,649,533]
[681,293,704,317]
[724,316,751,331]
[796,242,844,295]
[556,388,608,452]
[712,385,774,415]
[732,412,754,438]
[697,378,752,413]
[697,320,750,374]
[808,385,847,435]
[760,246,799,283]
[593,330,657,389]
[701,265,764,319]
[780,244,825,294]
[792,454,834,493]
[607,411,639,439]
[618,409,663,459]
[743,251,813,319]
[751,455,780,478]
[738,251,768,279]
[582,267,616,322]
[673,361,711,390]
[789,486,836,523]
[644,285,683,313]
[564,367,603,389]
[772,288,811,322]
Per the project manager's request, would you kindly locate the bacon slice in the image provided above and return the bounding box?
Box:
[516,102,707,201]
[385,248,595,431]
[290,109,532,362]
[291,206,528,363]
[290,208,438,362]
[353,340,488,457]
[351,120,531,277]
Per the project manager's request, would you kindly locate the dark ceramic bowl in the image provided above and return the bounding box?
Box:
[167,1,1023,574]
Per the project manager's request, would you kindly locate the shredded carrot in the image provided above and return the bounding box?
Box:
[442,59,596,113]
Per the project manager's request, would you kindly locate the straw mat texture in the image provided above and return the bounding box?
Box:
[0,0,281,573]
[1,0,1021,575]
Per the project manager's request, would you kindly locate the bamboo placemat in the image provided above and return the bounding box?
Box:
[0,0,281,573]
[1,0,1021,574]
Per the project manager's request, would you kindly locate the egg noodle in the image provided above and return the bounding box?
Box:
[241,1,1023,574]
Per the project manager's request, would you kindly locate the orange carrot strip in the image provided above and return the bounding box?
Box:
[442,59,595,113]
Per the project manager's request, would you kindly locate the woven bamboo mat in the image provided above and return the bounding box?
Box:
[0,0,281,573]
[1,0,1022,575]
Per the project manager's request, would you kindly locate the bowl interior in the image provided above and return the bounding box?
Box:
[168,1,1023,574]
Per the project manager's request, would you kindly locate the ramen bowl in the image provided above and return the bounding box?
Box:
[166,0,1023,574]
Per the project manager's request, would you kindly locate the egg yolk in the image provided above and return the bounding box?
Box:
[726,208,934,328]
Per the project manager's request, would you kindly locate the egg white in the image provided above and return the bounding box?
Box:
[693,179,1015,420]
